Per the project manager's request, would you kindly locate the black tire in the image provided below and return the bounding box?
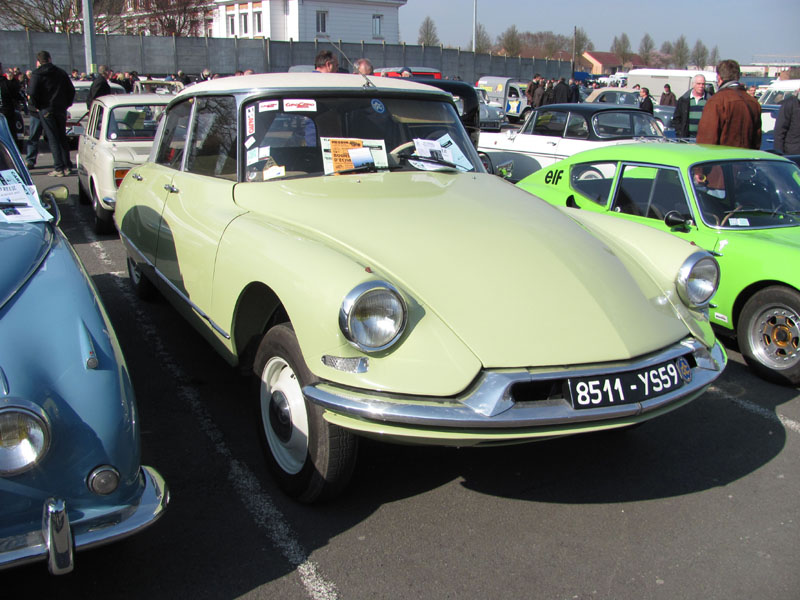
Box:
[90,186,115,235]
[126,255,157,301]
[738,286,800,386]
[255,323,357,503]
[78,180,91,205]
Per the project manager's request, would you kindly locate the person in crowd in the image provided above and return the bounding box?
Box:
[0,62,25,150]
[660,84,677,106]
[747,85,757,96]
[86,64,112,109]
[177,70,192,84]
[399,67,413,77]
[553,77,570,103]
[70,68,80,80]
[773,87,800,155]
[532,76,546,107]
[197,68,212,83]
[696,59,761,149]
[569,78,580,103]
[243,69,255,76]
[354,58,374,75]
[526,73,542,105]
[314,50,338,73]
[28,50,75,177]
[25,86,43,169]
[541,80,555,105]
[671,74,709,139]
[639,86,654,114]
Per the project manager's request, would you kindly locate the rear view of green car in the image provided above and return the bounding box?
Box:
[518,143,800,385]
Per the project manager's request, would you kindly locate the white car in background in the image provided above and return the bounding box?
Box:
[77,93,168,233]
[66,79,126,141]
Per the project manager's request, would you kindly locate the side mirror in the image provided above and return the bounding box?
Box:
[664,210,692,230]
[495,160,514,180]
[566,194,580,209]
[41,184,68,226]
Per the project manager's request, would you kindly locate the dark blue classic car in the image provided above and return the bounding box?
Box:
[0,116,168,574]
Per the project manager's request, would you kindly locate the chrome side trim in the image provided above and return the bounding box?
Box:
[119,231,231,340]
[0,466,169,574]
[304,339,726,430]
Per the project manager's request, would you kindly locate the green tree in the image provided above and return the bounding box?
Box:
[672,35,690,69]
[638,33,655,66]
[497,25,522,56]
[418,16,440,46]
[611,33,632,64]
[691,40,709,68]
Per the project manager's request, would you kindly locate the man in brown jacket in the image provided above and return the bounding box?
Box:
[696,59,761,149]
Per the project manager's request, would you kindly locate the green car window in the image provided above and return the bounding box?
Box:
[612,165,688,220]
[570,162,617,205]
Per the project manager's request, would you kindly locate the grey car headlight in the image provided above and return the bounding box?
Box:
[676,252,719,308]
[340,281,407,352]
[0,408,50,475]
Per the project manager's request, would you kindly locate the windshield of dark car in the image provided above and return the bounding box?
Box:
[593,111,664,138]
[691,159,800,228]
[240,95,482,181]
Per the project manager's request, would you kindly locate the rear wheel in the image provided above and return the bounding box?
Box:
[738,286,800,385]
[255,323,357,503]
[126,255,157,300]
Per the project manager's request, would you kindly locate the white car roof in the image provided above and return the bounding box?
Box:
[73,79,126,91]
[92,93,170,108]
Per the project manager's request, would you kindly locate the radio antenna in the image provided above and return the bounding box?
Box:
[329,39,375,88]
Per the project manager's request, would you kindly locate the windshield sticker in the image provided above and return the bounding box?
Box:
[244,136,256,149]
[246,147,259,166]
[263,165,286,180]
[371,99,386,114]
[246,105,256,136]
[321,137,388,174]
[408,135,471,172]
[258,146,271,159]
[436,133,472,171]
[259,100,279,112]
[0,170,48,223]
[728,218,750,226]
[284,99,317,112]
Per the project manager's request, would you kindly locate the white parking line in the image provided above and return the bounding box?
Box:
[707,383,800,435]
[83,231,339,600]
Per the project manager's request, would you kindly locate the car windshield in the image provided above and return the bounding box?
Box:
[74,86,125,103]
[108,104,166,141]
[691,159,800,228]
[592,111,664,138]
[759,88,798,105]
[241,95,482,180]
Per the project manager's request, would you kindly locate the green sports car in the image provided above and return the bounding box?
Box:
[517,143,800,385]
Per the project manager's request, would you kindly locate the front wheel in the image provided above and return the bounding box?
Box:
[738,286,800,385]
[255,324,357,503]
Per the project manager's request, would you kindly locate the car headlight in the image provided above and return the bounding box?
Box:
[0,408,50,475]
[340,281,407,352]
[676,252,719,308]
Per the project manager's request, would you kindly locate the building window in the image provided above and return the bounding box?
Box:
[227,15,235,36]
[254,11,262,34]
[316,11,327,34]
[240,13,248,35]
[372,14,383,38]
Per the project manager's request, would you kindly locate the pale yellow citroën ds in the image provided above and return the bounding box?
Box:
[115,73,727,502]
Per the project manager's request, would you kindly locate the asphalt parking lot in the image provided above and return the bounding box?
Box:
[5,151,799,599]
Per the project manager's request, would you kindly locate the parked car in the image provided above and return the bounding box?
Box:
[374,66,442,79]
[114,73,726,502]
[77,93,169,233]
[132,79,184,95]
[478,103,665,182]
[66,79,127,141]
[0,115,168,573]
[475,76,529,123]
[517,142,800,385]
[474,87,506,131]
[584,87,675,130]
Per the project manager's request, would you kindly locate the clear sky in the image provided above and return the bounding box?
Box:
[397,0,800,66]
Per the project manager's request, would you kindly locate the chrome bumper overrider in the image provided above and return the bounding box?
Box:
[305,339,726,430]
[0,466,169,574]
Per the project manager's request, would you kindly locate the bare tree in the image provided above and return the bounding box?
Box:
[638,33,655,66]
[497,25,522,56]
[0,0,81,33]
[648,50,672,69]
[690,40,709,69]
[709,46,721,67]
[471,23,492,54]
[574,27,594,57]
[672,35,690,69]
[418,16,440,46]
[611,33,633,64]
[145,0,207,36]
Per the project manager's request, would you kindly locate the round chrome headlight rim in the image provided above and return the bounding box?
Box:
[0,406,51,476]
[339,281,408,353]
[676,251,720,309]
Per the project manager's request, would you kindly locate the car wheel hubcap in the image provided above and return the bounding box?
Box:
[750,305,800,369]
[260,357,309,475]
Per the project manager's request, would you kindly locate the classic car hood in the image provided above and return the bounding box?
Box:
[235,173,690,367]
[731,226,800,250]
[0,222,52,310]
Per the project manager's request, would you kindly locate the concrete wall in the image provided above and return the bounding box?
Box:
[0,30,571,82]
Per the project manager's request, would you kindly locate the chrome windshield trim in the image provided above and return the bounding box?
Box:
[304,339,725,430]
[119,231,231,340]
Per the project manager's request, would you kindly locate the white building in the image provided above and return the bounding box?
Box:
[210,0,406,42]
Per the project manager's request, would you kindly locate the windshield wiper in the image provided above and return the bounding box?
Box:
[395,152,462,171]
[329,164,402,176]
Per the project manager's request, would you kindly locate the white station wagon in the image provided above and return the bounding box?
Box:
[77,93,168,233]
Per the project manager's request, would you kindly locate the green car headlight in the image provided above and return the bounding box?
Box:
[340,281,407,352]
[676,252,720,308]
[0,408,50,475]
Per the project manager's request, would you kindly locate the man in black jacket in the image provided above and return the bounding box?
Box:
[86,65,112,109]
[0,65,24,150]
[774,90,800,155]
[28,50,75,177]
[670,74,710,139]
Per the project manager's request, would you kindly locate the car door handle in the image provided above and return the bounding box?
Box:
[546,141,557,146]
[164,184,179,193]
[132,173,143,181]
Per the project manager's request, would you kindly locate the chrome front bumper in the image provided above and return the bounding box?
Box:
[305,338,726,431]
[0,466,169,574]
